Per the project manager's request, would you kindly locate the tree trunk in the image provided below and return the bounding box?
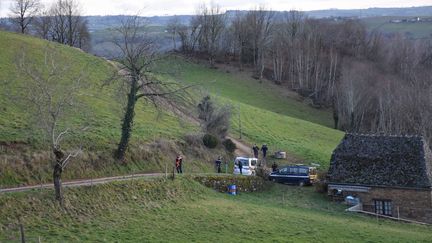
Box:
[333,107,339,130]
[115,79,138,162]
[332,98,339,129]
[53,163,63,206]
[52,148,65,206]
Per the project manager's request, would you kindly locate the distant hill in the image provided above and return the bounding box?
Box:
[85,15,193,31]
[83,6,432,30]
[305,6,432,18]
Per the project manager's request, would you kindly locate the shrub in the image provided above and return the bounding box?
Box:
[255,166,272,180]
[198,95,232,139]
[314,171,328,193]
[193,175,265,192]
[222,139,236,153]
[184,133,203,147]
[203,134,218,149]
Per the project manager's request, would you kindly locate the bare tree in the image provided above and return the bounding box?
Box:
[49,0,90,49]
[12,45,88,206]
[197,95,231,139]
[111,15,194,162]
[33,6,52,40]
[245,6,274,79]
[231,11,249,70]
[9,0,40,33]
[178,17,201,54]
[167,16,181,50]
[195,3,226,67]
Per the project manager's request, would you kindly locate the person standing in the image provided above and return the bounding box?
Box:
[215,156,222,173]
[252,144,260,158]
[272,161,278,172]
[175,155,183,174]
[261,144,268,158]
[238,160,243,175]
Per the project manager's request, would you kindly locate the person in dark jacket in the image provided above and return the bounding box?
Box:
[175,155,183,174]
[261,144,268,158]
[238,160,243,175]
[215,156,222,173]
[252,144,260,158]
[271,161,278,172]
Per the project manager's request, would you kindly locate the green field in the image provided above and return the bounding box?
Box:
[1,177,431,242]
[362,16,432,39]
[158,57,344,166]
[0,31,190,147]
[0,32,208,187]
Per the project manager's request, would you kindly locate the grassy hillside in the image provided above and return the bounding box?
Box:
[158,57,344,166]
[0,31,191,147]
[1,177,431,242]
[0,32,218,187]
[362,16,432,39]
[0,31,343,188]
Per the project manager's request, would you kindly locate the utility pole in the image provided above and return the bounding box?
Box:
[238,104,242,139]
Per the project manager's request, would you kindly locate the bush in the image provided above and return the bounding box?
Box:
[314,171,328,193]
[255,166,272,180]
[193,175,265,192]
[198,95,232,139]
[222,139,236,153]
[203,134,219,149]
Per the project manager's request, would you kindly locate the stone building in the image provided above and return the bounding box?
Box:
[327,133,432,223]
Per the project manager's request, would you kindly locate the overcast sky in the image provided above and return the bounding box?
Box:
[0,0,431,17]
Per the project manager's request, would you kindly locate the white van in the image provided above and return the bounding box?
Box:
[233,157,258,176]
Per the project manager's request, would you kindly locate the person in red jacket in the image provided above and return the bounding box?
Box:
[175,155,183,174]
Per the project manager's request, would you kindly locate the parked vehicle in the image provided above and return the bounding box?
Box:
[233,157,258,176]
[268,165,317,186]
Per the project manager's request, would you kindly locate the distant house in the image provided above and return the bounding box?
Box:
[327,133,432,223]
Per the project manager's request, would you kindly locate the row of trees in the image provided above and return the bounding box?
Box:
[5,0,90,50]
[177,4,432,145]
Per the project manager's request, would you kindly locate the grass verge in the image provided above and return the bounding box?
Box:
[1,177,431,242]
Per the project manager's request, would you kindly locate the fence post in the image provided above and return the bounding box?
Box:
[19,217,25,243]
[397,206,400,220]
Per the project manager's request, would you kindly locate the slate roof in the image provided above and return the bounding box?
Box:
[327,133,432,188]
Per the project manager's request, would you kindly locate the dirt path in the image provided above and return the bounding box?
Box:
[0,173,164,194]
[227,135,251,157]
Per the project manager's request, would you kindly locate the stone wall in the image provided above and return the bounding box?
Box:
[332,185,432,223]
[193,175,265,193]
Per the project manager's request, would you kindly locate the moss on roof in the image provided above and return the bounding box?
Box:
[327,134,432,188]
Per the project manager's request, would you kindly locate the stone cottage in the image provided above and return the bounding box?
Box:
[327,133,432,223]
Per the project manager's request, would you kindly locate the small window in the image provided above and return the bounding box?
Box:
[374,200,392,216]
[299,168,308,174]
[279,168,288,174]
[289,167,298,174]
[250,159,257,166]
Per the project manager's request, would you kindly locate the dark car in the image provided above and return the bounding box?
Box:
[269,165,317,186]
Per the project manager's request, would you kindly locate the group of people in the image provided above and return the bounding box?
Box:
[174,143,274,174]
[175,155,226,174]
[252,144,268,159]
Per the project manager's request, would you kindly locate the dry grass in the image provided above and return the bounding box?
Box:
[0,137,230,187]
